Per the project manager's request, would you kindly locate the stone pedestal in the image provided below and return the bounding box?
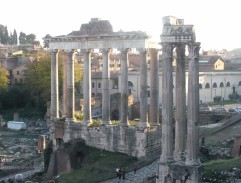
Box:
[157,162,202,183]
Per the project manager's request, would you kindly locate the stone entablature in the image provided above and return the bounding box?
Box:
[161,16,195,43]
[161,25,195,43]
[44,18,158,50]
[45,36,157,50]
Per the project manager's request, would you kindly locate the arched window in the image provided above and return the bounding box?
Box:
[226,82,230,87]
[205,83,210,88]
[199,84,202,89]
[213,82,217,88]
[239,81,241,86]
[220,82,224,88]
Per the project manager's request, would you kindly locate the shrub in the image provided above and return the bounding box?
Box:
[228,93,240,100]
[213,96,222,102]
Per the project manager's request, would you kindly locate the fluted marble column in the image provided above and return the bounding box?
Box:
[174,44,187,161]
[138,48,150,129]
[62,53,67,118]
[50,49,59,119]
[160,43,174,162]
[101,48,112,125]
[120,48,131,126]
[149,48,160,126]
[186,42,201,165]
[83,49,93,125]
[66,50,75,122]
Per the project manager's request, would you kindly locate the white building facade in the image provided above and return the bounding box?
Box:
[124,71,241,105]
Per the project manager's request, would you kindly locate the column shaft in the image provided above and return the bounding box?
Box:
[139,49,150,128]
[174,44,186,161]
[66,50,75,121]
[101,48,112,125]
[50,49,59,119]
[63,54,67,117]
[186,42,201,165]
[160,43,174,162]
[83,49,93,125]
[149,48,160,126]
[120,48,131,126]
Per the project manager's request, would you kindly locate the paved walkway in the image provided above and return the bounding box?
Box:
[101,159,158,183]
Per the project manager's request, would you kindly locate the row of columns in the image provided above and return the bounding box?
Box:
[160,42,201,166]
[50,48,160,128]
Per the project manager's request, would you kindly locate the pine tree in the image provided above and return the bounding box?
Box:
[13,29,18,44]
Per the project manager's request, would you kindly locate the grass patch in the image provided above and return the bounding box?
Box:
[53,140,146,183]
[202,157,241,182]
[204,157,241,172]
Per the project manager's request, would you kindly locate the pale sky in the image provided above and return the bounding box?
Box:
[1,0,240,51]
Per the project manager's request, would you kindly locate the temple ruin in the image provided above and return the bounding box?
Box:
[44,16,202,182]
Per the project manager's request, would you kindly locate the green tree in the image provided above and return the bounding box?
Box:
[1,26,9,44]
[26,33,36,44]
[0,66,9,91]
[0,24,4,43]
[24,51,83,111]
[24,52,52,110]
[19,32,26,44]
[13,29,18,44]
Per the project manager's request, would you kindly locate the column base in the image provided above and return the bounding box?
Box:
[65,118,76,122]
[50,117,59,121]
[120,121,129,127]
[160,155,174,163]
[157,161,203,183]
[174,151,186,162]
[100,120,112,125]
[150,123,160,126]
[138,122,150,129]
[185,158,201,166]
[83,119,93,126]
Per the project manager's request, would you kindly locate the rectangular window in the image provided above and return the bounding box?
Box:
[98,83,101,88]
[92,82,95,88]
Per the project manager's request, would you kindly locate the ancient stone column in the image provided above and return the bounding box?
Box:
[65,50,76,122]
[149,48,160,126]
[186,42,201,166]
[50,49,59,119]
[62,53,67,118]
[158,43,174,183]
[83,49,93,125]
[100,48,112,125]
[160,43,174,162]
[138,48,150,129]
[174,44,187,161]
[120,48,131,126]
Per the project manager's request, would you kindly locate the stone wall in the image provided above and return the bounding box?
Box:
[199,111,236,125]
[208,147,231,157]
[61,122,162,159]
